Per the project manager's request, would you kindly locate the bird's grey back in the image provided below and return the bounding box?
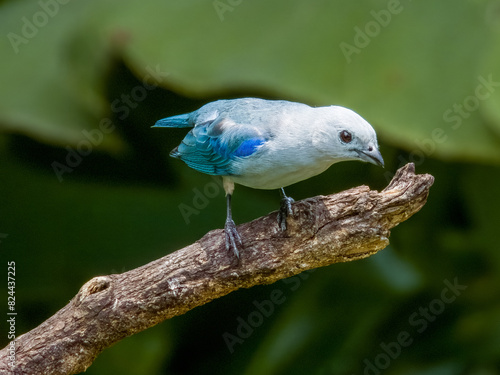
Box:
[192,98,311,128]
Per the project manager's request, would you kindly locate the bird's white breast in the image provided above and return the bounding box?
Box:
[228,137,336,190]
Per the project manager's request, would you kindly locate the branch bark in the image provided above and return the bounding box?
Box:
[1,163,434,375]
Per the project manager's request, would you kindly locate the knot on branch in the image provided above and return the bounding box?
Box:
[76,276,112,303]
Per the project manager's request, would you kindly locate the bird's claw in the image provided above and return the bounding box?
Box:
[278,196,295,231]
[225,219,242,259]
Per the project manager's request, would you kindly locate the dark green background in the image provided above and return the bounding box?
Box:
[1,0,500,374]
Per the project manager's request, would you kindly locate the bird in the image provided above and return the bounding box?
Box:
[153,98,384,259]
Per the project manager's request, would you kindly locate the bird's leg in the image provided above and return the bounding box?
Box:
[277,187,295,231]
[224,193,242,259]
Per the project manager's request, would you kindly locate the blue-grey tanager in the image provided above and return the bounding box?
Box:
[153,98,384,258]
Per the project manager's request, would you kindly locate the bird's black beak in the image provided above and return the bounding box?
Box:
[357,145,384,168]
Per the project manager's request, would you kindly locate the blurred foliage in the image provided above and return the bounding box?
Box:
[1,0,500,374]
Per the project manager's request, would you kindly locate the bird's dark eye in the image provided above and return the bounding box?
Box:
[339,130,352,143]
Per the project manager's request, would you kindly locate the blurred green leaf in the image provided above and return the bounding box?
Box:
[1,0,500,161]
[0,0,125,152]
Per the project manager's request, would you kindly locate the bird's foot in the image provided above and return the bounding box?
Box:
[225,219,242,259]
[277,196,295,231]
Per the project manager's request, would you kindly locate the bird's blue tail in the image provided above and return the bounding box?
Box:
[152,113,192,128]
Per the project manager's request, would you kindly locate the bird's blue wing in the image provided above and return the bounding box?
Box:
[172,116,269,176]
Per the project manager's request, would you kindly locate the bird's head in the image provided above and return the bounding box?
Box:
[312,106,384,167]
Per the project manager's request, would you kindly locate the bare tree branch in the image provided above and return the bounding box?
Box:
[1,163,434,375]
